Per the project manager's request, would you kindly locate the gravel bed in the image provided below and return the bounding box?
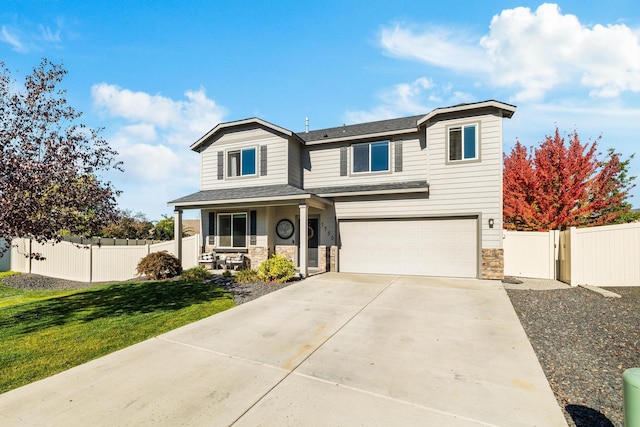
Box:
[507,282,640,427]
[207,275,296,305]
[1,273,102,291]
[1,273,295,306]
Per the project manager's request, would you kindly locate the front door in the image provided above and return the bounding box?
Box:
[308,218,319,268]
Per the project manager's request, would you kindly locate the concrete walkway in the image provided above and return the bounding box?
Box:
[0,273,567,426]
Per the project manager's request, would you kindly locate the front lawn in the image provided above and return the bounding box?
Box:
[0,278,235,394]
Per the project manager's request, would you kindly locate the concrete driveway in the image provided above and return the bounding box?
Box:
[0,273,566,426]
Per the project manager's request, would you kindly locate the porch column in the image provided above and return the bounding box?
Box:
[299,202,308,277]
[174,209,183,263]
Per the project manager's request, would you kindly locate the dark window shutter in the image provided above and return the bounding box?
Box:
[260,145,268,176]
[250,210,257,245]
[208,212,215,236]
[207,212,216,246]
[394,141,403,172]
[340,146,348,176]
[217,151,224,180]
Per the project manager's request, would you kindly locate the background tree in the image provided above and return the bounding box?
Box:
[0,59,122,253]
[503,128,636,231]
[100,210,153,240]
[149,215,194,240]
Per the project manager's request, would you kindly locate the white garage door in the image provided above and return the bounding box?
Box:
[338,217,478,278]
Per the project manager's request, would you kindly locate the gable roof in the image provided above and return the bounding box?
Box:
[190,117,302,152]
[189,100,517,150]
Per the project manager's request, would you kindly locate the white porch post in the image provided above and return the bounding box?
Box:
[299,202,308,277]
[174,209,183,262]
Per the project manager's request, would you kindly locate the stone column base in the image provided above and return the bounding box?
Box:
[247,246,270,269]
[481,248,504,280]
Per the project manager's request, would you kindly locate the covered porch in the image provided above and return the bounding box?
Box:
[169,184,336,277]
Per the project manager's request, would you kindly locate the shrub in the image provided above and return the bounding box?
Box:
[221,269,232,278]
[136,251,182,280]
[233,268,260,284]
[258,254,296,283]
[180,266,212,282]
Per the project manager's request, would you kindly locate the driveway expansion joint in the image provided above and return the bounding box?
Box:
[229,276,401,426]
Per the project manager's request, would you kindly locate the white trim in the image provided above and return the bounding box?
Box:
[417,100,516,127]
[191,118,297,151]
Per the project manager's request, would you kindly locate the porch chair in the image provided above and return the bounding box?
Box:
[198,252,216,269]
[226,253,245,270]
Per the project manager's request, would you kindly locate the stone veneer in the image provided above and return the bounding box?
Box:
[481,248,504,280]
[247,246,270,268]
[275,245,297,264]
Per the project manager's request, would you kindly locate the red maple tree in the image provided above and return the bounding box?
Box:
[503,128,634,231]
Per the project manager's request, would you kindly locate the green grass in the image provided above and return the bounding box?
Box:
[0,278,235,394]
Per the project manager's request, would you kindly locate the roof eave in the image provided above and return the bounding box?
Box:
[169,193,332,209]
[190,118,299,152]
[416,100,517,127]
[313,186,429,198]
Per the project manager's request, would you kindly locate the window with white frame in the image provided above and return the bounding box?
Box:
[448,124,478,162]
[227,147,257,177]
[352,141,389,173]
[218,213,247,248]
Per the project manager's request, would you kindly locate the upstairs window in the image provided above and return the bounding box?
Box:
[448,124,478,162]
[227,147,257,177]
[352,141,389,173]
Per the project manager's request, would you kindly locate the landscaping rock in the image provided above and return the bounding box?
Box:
[508,282,640,427]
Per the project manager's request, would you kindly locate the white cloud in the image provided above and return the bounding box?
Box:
[0,26,26,52]
[92,84,227,219]
[39,23,62,44]
[0,19,65,53]
[380,3,640,102]
[344,77,473,124]
[380,25,490,74]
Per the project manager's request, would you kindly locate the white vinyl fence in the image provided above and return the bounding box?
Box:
[503,230,559,280]
[504,222,640,287]
[2,235,199,282]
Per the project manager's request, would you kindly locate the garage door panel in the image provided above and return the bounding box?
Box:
[339,218,477,278]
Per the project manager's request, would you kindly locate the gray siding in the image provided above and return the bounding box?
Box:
[201,127,289,190]
[333,112,504,249]
[303,135,426,189]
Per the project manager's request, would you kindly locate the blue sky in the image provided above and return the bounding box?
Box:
[2,1,640,219]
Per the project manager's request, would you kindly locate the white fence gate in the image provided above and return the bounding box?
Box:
[1,236,200,283]
[504,222,640,287]
[503,231,558,280]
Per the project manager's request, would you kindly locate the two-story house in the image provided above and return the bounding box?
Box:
[169,100,516,279]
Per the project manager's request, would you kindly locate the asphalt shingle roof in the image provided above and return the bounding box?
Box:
[298,114,424,143]
[169,184,309,205]
[305,181,429,195]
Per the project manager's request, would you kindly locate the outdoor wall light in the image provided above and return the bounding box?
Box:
[488,218,495,229]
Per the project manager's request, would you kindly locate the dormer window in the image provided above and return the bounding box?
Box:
[352,141,389,173]
[228,147,257,177]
